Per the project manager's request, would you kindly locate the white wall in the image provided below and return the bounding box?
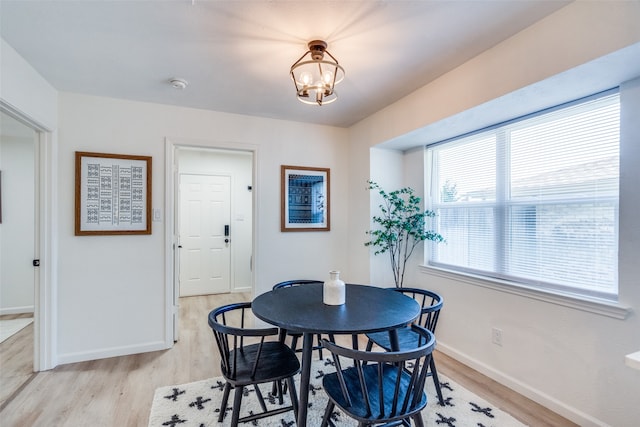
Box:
[348,2,640,426]
[56,93,349,364]
[176,148,253,292]
[367,147,403,287]
[0,134,36,314]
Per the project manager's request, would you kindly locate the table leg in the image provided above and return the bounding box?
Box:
[297,332,313,427]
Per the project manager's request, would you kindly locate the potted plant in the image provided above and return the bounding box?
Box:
[365,181,444,288]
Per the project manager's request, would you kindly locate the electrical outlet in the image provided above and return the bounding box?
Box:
[492,327,503,346]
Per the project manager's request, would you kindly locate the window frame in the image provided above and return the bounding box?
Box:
[422,89,631,319]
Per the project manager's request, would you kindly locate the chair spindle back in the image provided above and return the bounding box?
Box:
[321,325,435,421]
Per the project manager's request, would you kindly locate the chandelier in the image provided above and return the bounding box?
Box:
[290,40,345,106]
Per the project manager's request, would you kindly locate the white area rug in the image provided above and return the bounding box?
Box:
[149,356,527,427]
[0,317,33,344]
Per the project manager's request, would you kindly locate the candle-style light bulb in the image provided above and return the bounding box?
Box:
[322,70,333,85]
[300,71,313,86]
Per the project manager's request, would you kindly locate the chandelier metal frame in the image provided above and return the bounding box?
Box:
[290,40,345,106]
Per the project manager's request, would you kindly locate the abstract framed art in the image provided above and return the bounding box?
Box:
[75,151,152,235]
[281,165,330,232]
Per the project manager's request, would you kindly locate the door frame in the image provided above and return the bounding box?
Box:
[0,100,56,371]
[164,138,258,344]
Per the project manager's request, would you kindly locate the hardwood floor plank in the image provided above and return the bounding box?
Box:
[0,319,34,408]
[0,293,576,426]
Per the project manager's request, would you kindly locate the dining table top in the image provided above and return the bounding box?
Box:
[252,282,421,335]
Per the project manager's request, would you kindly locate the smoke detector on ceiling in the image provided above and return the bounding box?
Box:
[169,78,188,89]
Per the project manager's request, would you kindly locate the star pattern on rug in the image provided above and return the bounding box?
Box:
[308,383,323,397]
[440,381,454,392]
[164,388,186,402]
[161,414,187,426]
[210,380,225,392]
[267,392,279,405]
[441,396,455,406]
[470,401,496,418]
[313,369,327,380]
[434,412,457,426]
[188,396,211,410]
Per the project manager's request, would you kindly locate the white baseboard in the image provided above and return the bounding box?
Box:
[0,306,35,315]
[57,340,170,366]
[437,341,609,427]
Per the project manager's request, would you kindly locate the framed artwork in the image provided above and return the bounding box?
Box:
[75,151,152,235]
[281,165,330,232]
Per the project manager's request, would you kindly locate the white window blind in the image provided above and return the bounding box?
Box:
[428,91,619,300]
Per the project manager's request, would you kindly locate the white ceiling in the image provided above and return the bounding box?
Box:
[0,0,571,128]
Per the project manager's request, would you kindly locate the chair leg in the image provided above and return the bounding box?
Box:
[254,383,268,413]
[231,386,244,427]
[286,376,299,420]
[320,401,336,427]
[365,339,373,351]
[430,357,444,406]
[290,334,299,352]
[272,378,289,400]
[275,379,284,404]
[412,412,425,427]
[351,334,359,350]
[218,382,231,422]
[278,328,288,344]
[316,334,325,359]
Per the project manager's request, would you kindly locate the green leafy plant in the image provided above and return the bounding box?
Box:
[365,180,444,288]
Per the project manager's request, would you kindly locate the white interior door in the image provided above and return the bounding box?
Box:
[179,174,231,296]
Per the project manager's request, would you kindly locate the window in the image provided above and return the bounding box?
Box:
[427,91,620,301]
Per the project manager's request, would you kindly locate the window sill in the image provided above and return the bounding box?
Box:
[419,264,632,320]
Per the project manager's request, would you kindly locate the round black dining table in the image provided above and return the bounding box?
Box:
[252,283,421,427]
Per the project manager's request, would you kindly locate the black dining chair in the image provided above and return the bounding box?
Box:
[320,325,436,427]
[208,302,300,426]
[273,279,329,359]
[365,288,444,405]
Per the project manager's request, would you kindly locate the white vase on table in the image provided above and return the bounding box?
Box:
[323,270,345,305]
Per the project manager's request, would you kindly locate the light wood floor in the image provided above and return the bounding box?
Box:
[0,313,34,408]
[0,294,577,427]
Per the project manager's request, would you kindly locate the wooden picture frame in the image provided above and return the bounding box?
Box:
[75,151,152,235]
[281,165,330,232]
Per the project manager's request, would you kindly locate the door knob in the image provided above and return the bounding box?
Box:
[224,239,229,243]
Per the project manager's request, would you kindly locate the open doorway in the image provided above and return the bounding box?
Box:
[0,110,38,406]
[169,144,254,342]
